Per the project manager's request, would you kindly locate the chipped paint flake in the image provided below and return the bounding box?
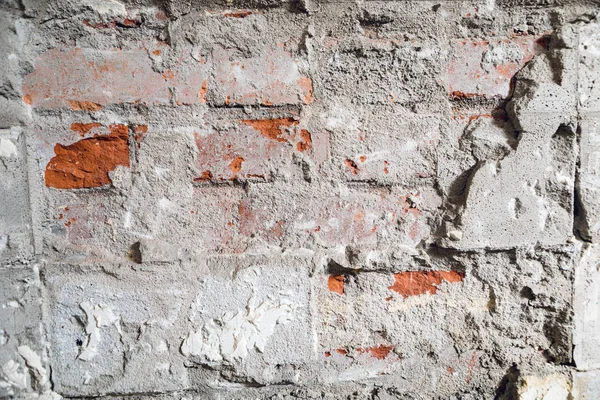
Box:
[182,296,297,363]
[0,138,17,158]
[17,345,47,386]
[0,360,27,390]
[79,302,121,361]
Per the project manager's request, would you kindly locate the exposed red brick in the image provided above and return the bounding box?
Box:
[328,275,344,294]
[345,159,360,175]
[296,77,314,104]
[241,118,298,142]
[83,19,116,29]
[69,100,102,112]
[194,170,213,182]
[388,271,465,298]
[324,348,349,357]
[83,17,143,29]
[23,48,171,109]
[223,10,254,17]
[199,80,208,103]
[134,125,148,134]
[228,156,245,178]
[357,345,394,360]
[466,350,478,384]
[70,122,103,136]
[443,36,547,98]
[45,124,130,189]
[297,129,312,152]
[213,47,312,106]
[22,94,32,105]
[119,18,143,28]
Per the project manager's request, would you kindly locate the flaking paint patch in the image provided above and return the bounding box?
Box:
[181,295,297,363]
[79,302,121,361]
[17,345,47,386]
[0,360,26,390]
[0,139,17,158]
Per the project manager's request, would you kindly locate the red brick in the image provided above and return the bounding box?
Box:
[194,117,317,182]
[168,61,211,105]
[23,48,171,109]
[323,107,440,184]
[237,186,432,249]
[328,275,345,294]
[388,271,465,298]
[223,10,256,18]
[56,203,105,242]
[70,122,104,136]
[443,35,547,99]
[45,124,130,189]
[211,46,313,106]
[357,345,394,360]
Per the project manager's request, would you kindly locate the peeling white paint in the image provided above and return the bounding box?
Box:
[181,296,297,363]
[17,345,47,386]
[0,360,27,390]
[79,302,121,361]
[7,300,19,308]
[0,138,17,158]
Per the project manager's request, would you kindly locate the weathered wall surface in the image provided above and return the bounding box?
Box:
[1,0,600,398]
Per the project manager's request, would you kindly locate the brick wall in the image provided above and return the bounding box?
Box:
[1,0,600,398]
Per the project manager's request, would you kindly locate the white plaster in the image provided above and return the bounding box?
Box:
[0,138,17,158]
[18,345,47,386]
[0,360,27,390]
[78,302,121,361]
[182,296,297,363]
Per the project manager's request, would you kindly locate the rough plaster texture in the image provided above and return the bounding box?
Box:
[1,0,600,399]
